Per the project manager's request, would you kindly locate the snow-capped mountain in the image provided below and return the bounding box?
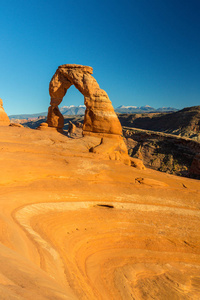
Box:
[115,105,178,113]
[9,105,178,120]
[60,105,86,115]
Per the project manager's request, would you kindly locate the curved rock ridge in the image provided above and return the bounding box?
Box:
[0,126,200,299]
[0,98,10,126]
[14,200,200,299]
[47,64,122,136]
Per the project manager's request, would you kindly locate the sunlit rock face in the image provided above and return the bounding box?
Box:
[48,64,122,136]
[0,126,200,299]
[47,64,130,163]
[0,98,10,126]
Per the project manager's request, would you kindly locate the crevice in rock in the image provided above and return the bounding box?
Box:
[96,204,114,209]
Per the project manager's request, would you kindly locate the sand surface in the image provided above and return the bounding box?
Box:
[0,126,200,299]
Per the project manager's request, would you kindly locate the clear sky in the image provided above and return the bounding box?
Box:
[1,0,200,115]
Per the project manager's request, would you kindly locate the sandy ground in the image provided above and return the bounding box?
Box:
[0,126,200,299]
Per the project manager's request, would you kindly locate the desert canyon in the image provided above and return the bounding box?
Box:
[0,65,200,299]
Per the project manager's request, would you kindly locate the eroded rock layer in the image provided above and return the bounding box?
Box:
[0,98,10,126]
[0,126,200,299]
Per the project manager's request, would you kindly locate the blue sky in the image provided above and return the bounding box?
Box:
[1,0,200,115]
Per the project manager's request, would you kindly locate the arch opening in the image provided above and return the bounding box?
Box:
[60,85,85,116]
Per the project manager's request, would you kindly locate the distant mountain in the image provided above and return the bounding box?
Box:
[119,105,200,140]
[60,105,86,115]
[20,105,200,141]
[9,104,178,119]
[9,105,86,120]
[9,112,47,120]
[115,105,178,114]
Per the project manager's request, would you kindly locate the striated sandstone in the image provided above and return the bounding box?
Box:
[0,126,200,299]
[0,98,10,126]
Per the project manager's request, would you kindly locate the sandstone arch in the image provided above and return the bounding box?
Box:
[47,64,122,137]
[47,64,130,164]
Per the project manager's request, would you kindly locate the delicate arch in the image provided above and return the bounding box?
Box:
[47,64,122,136]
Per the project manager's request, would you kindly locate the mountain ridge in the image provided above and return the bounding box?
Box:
[9,105,178,119]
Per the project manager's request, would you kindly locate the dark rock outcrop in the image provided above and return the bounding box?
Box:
[123,127,200,179]
[119,106,200,141]
[48,64,122,136]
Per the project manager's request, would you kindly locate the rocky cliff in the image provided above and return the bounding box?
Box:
[119,105,200,141]
[124,127,200,179]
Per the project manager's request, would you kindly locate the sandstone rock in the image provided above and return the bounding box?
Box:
[9,123,23,128]
[68,121,76,136]
[75,121,83,128]
[47,64,130,163]
[130,158,146,170]
[90,137,129,164]
[47,105,64,129]
[37,122,50,130]
[48,64,122,136]
[135,177,169,187]
[0,98,10,126]
[0,126,200,299]
[40,122,48,127]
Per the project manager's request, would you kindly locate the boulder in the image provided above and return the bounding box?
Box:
[0,98,10,126]
[130,158,146,170]
[68,121,76,136]
[9,123,23,128]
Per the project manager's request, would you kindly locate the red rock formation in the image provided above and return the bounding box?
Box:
[47,64,129,163]
[0,98,10,126]
[48,64,122,136]
[47,105,64,129]
[0,125,200,299]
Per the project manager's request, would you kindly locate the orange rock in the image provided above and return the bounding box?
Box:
[0,126,200,299]
[48,64,122,136]
[0,98,10,126]
[135,177,169,187]
[90,137,130,163]
[68,121,76,136]
[47,64,129,163]
[47,105,64,129]
[130,157,146,170]
[9,123,23,128]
